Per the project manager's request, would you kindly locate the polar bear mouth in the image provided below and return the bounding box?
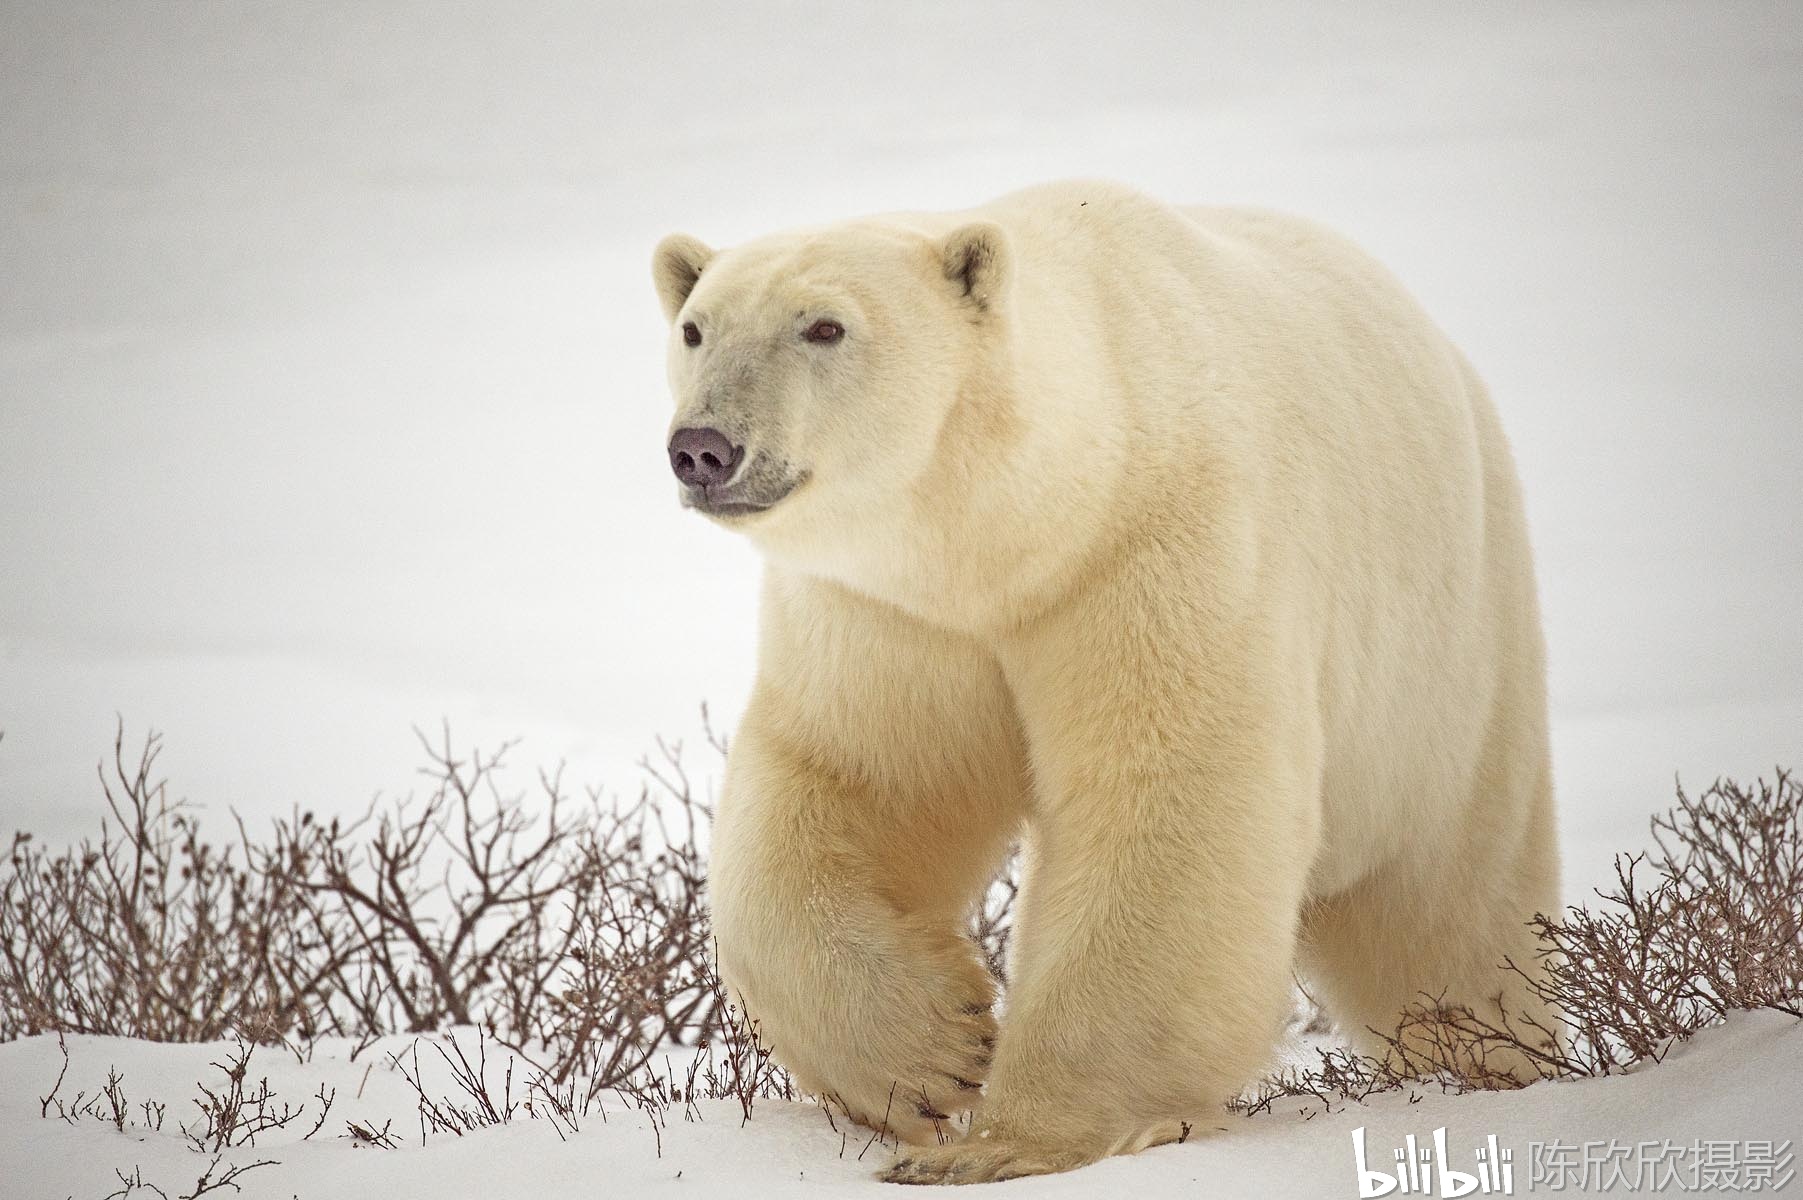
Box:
[683,468,808,519]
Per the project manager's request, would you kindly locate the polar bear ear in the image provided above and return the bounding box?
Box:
[940,222,1011,314]
[652,233,715,322]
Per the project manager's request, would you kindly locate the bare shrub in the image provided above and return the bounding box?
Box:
[685,964,796,1123]
[2,722,735,1094]
[257,729,582,1038]
[39,1033,312,1198]
[1526,770,1803,1063]
[38,1031,329,1147]
[174,1154,280,1200]
[8,721,1795,1138]
[525,737,718,1089]
[184,1036,330,1152]
[389,1028,520,1140]
[39,1034,146,1132]
[1,729,328,1042]
[7,717,798,1174]
[386,983,793,1150]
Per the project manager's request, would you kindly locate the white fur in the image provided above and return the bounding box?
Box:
[652,180,1558,1183]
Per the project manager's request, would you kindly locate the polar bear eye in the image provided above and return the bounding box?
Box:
[682,321,702,347]
[803,319,845,344]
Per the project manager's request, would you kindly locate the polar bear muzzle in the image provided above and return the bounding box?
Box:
[667,425,807,519]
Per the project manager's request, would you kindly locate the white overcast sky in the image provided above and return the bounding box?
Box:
[1,2,1799,893]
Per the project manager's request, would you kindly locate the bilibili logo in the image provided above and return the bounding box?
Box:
[1352,1127,1515,1197]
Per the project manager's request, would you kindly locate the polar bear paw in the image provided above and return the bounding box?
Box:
[881,1136,1099,1185]
[818,985,998,1148]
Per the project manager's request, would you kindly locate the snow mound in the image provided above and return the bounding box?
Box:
[2,1014,1796,1198]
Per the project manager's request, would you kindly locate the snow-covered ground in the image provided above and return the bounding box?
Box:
[2,1,1800,1195]
[1,1015,1798,1198]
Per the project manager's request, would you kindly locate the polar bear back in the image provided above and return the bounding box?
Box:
[963,181,1537,892]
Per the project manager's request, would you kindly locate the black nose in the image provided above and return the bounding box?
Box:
[668,427,742,489]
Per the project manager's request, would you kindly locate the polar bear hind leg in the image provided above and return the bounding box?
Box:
[1300,694,1562,1084]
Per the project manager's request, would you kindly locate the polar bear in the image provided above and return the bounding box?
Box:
[651,180,1558,1184]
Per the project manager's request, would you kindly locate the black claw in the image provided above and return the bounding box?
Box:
[885,1159,927,1186]
[917,1103,950,1120]
[951,1075,982,1090]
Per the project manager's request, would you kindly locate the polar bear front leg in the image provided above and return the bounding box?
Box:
[885,553,1320,1184]
[710,577,1027,1147]
[712,722,1012,1145]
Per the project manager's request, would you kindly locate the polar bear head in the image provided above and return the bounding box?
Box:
[650,219,1013,550]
